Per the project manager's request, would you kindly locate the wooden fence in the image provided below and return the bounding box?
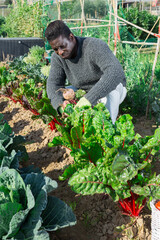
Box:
[0,5,10,17]
[144,6,160,15]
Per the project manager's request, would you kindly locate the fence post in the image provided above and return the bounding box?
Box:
[112,0,118,55]
[146,20,160,118]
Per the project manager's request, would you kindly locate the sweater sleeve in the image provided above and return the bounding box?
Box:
[47,54,66,110]
[84,39,126,106]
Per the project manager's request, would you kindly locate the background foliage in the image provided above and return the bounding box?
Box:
[118,6,159,41]
[48,0,107,20]
[0,16,7,37]
[116,43,160,120]
[2,0,43,37]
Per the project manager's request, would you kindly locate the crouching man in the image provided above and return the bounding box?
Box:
[45,20,127,124]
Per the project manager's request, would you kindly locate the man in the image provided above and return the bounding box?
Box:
[45,20,127,124]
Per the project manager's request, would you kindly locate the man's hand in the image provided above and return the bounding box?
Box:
[75,97,91,108]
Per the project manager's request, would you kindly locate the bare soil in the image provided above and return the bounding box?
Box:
[0,96,159,240]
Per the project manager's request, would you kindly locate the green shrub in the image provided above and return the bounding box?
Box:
[3,0,43,37]
[117,44,153,115]
[118,6,158,41]
[0,16,7,37]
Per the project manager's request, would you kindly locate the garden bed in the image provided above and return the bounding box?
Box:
[0,96,159,240]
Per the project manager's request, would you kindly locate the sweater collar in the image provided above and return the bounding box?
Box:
[67,36,84,63]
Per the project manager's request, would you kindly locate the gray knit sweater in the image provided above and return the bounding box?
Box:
[47,36,126,110]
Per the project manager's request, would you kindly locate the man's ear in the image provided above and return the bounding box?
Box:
[69,33,75,41]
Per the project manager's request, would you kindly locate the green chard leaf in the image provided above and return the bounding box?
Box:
[115,114,135,143]
[69,164,111,196]
[71,126,82,149]
[140,128,160,156]
[131,174,160,200]
[111,152,147,183]
[59,164,78,181]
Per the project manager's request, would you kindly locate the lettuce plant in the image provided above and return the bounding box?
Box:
[0,168,76,239]
[49,104,160,217]
[23,46,45,66]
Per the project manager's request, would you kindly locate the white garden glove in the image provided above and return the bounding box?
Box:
[75,97,91,108]
[57,106,64,115]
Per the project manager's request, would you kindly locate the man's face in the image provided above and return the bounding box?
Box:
[49,33,77,59]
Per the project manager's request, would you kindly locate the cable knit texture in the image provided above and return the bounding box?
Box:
[47,36,126,110]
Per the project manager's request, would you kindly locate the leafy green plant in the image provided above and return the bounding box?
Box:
[41,65,51,77]
[11,78,42,112]
[0,56,46,104]
[30,87,63,130]
[0,113,28,169]
[0,66,17,90]
[23,46,45,65]
[0,167,76,239]
[49,104,160,217]
[9,55,46,83]
[151,59,160,124]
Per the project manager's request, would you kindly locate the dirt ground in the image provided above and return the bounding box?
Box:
[0,96,159,240]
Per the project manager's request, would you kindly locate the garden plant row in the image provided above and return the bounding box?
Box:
[0,113,76,239]
[0,46,62,131]
[0,46,86,131]
[1,43,160,126]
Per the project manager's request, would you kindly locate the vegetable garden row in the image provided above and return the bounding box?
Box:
[0,44,160,239]
[0,113,76,239]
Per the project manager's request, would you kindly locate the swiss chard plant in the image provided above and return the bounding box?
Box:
[11,78,43,114]
[49,103,160,217]
[0,167,76,240]
[31,89,85,130]
[0,66,18,101]
[30,87,62,125]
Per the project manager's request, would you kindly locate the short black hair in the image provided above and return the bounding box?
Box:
[45,20,71,42]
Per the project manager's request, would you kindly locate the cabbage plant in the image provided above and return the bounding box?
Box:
[0,168,76,239]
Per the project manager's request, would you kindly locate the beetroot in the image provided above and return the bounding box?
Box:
[57,88,75,100]
[62,100,70,109]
